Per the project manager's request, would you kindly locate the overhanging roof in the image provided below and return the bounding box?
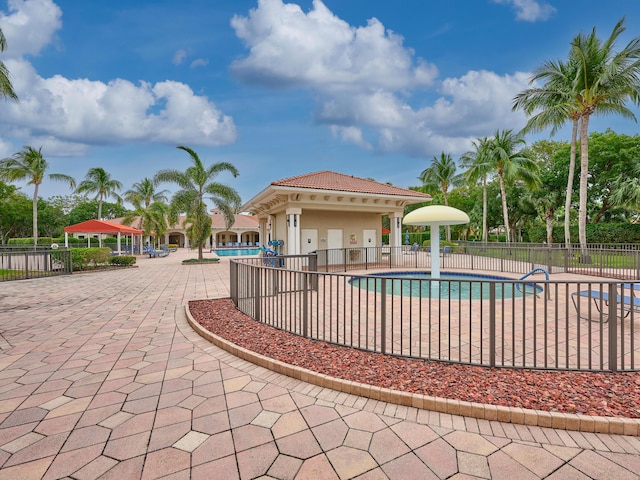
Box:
[241,170,431,215]
[64,219,143,235]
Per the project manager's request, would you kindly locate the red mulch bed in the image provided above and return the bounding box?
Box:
[189,298,640,418]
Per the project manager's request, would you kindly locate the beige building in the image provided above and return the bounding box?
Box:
[240,171,431,256]
[112,212,259,249]
[113,170,429,252]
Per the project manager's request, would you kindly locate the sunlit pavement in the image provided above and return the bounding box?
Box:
[0,249,639,479]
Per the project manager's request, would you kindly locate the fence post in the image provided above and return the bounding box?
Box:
[489,283,496,367]
[302,272,309,337]
[608,283,618,372]
[380,278,386,355]
[254,267,261,322]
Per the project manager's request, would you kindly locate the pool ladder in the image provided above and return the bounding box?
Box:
[517,267,550,298]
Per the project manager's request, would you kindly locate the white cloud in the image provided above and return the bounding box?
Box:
[0,137,13,158]
[492,0,556,22]
[232,0,534,159]
[230,0,437,91]
[173,49,188,65]
[0,0,62,57]
[2,59,237,152]
[424,70,531,135]
[330,126,372,150]
[0,1,237,154]
[190,58,208,68]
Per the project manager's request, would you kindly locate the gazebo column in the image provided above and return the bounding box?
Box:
[286,208,301,255]
[258,217,269,247]
[389,213,403,248]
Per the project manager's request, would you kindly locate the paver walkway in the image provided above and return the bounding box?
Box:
[1,249,639,479]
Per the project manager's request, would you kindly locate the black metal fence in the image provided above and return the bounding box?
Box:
[230,246,640,372]
[309,244,640,280]
[0,248,73,281]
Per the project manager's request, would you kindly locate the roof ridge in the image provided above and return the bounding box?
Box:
[270,170,430,198]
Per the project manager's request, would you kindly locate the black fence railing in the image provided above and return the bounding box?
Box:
[230,247,640,372]
[309,245,640,280]
[0,248,73,281]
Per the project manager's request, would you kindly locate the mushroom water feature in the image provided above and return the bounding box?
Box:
[402,205,470,282]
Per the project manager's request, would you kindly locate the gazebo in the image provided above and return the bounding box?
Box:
[63,220,144,255]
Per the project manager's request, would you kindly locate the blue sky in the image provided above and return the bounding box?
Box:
[1,0,640,208]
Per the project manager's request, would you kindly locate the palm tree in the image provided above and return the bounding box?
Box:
[75,167,123,220]
[0,27,18,102]
[461,137,492,242]
[419,152,458,241]
[124,178,168,210]
[489,130,541,245]
[570,18,640,255]
[155,146,240,260]
[122,178,170,245]
[0,146,75,246]
[512,58,581,247]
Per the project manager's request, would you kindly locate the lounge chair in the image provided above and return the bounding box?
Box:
[147,245,169,258]
[441,246,451,256]
[571,284,640,322]
[404,243,419,254]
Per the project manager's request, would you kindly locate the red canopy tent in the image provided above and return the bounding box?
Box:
[64,220,144,254]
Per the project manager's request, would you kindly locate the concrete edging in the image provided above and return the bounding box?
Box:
[184,304,640,436]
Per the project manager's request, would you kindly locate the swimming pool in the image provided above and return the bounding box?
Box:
[350,271,526,300]
[211,248,260,257]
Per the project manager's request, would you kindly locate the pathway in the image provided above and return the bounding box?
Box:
[0,249,639,479]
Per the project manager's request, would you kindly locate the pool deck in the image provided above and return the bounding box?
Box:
[1,249,639,479]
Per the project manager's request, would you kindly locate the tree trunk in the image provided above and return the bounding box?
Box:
[444,194,451,242]
[564,117,579,248]
[546,210,554,243]
[482,176,487,242]
[499,171,510,246]
[578,115,590,260]
[32,184,39,248]
[98,194,103,220]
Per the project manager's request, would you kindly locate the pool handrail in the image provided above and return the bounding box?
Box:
[517,267,549,297]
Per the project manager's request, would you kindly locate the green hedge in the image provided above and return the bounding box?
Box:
[7,236,82,245]
[527,224,640,244]
[71,248,112,270]
[110,255,136,266]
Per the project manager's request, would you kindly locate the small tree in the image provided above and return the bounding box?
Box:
[0,146,75,246]
[76,167,123,220]
[155,146,240,260]
[0,27,18,102]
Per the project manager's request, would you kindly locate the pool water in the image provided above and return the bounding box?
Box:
[350,272,525,300]
[212,248,260,257]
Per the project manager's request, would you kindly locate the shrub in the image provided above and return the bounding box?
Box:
[527,224,640,244]
[71,248,112,270]
[110,255,136,266]
[168,244,179,249]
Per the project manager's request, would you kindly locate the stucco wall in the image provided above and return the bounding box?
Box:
[300,210,380,249]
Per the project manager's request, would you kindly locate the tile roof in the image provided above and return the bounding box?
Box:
[271,170,430,198]
[211,212,258,228]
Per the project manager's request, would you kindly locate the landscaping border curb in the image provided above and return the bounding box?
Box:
[185,304,640,436]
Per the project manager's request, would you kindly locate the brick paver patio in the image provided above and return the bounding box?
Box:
[1,249,639,479]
